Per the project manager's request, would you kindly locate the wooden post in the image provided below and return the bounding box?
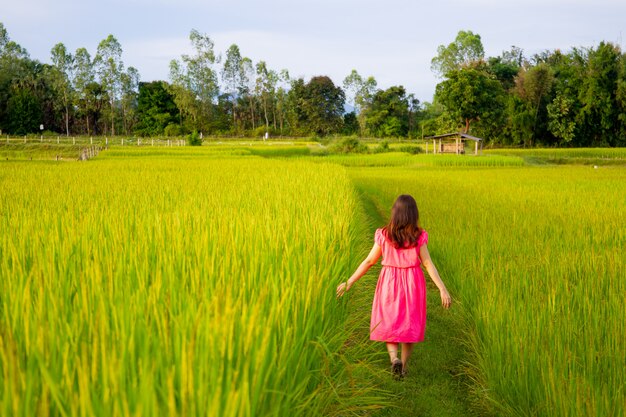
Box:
[475,140,478,155]
[90,137,93,145]
[73,137,75,145]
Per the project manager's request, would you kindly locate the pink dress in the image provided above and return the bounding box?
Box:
[370,228,428,343]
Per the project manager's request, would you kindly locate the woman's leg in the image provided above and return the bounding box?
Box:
[401,343,415,369]
[386,342,400,363]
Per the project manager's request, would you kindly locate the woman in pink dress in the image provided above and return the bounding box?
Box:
[336,194,451,379]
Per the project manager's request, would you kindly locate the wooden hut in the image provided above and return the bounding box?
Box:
[425,132,483,155]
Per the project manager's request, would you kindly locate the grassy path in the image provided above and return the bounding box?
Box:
[342,177,481,417]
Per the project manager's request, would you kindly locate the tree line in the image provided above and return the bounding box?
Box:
[1,23,625,146]
[430,30,626,147]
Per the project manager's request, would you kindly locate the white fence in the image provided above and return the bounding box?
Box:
[2,135,187,147]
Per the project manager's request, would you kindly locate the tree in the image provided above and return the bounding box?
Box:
[135,81,179,136]
[0,23,31,132]
[431,30,485,77]
[343,69,363,112]
[363,86,410,137]
[50,43,74,136]
[547,91,576,145]
[578,42,622,146]
[0,22,28,59]
[514,63,554,145]
[169,29,219,132]
[275,69,290,134]
[435,68,504,134]
[342,70,377,134]
[6,88,42,134]
[255,61,277,131]
[296,76,345,136]
[120,66,139,134]
[73,47,95,135]
[617,53,626,144]
[168,59,197,130]
[83,82,106,135]
[343,112,359,135]
[221,44,245,131]
[342,69,377,112]
[286,77,306,134]
[407,93,421,137]
[94,34,124,136]
[488,47,523,91]
[241,57,256,130]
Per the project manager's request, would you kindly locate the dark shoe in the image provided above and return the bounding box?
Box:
[391,359,403,380]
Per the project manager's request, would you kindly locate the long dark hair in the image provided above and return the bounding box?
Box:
[382,194,423,248]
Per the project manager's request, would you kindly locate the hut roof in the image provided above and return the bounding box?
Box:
[425,132,483,141]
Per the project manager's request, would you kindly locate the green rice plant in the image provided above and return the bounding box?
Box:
[350,165,626,417]
[0,154,389,416]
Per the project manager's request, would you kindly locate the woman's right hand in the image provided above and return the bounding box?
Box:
[336,279,353,298]
[440,289,452,309]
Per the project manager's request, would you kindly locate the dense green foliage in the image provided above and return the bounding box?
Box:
[134,81,179,136]
[431,34,626,146]
[1,23,625,145]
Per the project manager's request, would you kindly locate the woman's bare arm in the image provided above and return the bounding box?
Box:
[336,243,382,298]
[419,244,452,308]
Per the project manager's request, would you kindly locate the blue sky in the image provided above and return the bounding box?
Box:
[2,0,625,102]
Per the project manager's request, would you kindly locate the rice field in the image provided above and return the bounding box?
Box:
[0,150,387,416]
[484,147,626,165]
[305,152,525,168]
[1,143,624,416]
[350,164,626,416]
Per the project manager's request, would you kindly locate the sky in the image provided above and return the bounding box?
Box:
[2,0,625,103]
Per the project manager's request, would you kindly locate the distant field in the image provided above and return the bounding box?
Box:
[485,147,626,165]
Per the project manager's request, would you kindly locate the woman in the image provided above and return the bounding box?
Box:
[336,194,452,379]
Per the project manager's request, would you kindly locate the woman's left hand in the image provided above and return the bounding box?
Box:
[440,289,452,309]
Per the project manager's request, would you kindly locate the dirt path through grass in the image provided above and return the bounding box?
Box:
[341,177,481,417]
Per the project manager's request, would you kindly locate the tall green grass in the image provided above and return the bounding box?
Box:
[0,154,388,416]
[350,165,626,416]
